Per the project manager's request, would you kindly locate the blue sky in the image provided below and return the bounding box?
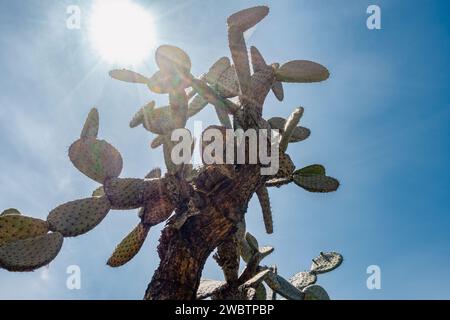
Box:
[0,0,449,299]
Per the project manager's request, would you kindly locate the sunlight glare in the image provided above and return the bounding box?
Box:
[89,0,156,64]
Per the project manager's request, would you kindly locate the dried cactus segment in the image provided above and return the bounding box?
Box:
[276,60,330,83]
[259,246,274,260]
[146,168,162,179]
[289,271,317,290]
[227,6,269,33]
[1,208,21,216]
[197,279,225,300]
[47,196,111,237]
[0,215,49,247]
[310,252,343,274]
[80,108,99,139]
[155,45,192,76]
[109,69,149,84]
[92,186,105,198]
[293,175,339,193]
[104,178,146,210]
[302,284,330,300]
[0,232,63,272]
[294,164,326,176]
[241,269,271,290]
[69,137,123,184]
[271,80,284,101]
[265,177,293,188]
[256,186,273,234]
[264,271,304,300]
[280,107,304,152]
[107,223,150,267]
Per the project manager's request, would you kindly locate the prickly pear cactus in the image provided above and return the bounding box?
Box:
[1,5,343,300]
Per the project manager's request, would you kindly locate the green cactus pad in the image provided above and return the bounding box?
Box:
[107,223,150,267]
[104,178,146,210]
[0,232,63,272]
[1,208,21,216]
[130,101,155,128]
[147,71,179,94]
[276,60,329,83]
[264,271,304,300]
[227,6,269,32]
[109,69,149,84]
[80,108,99,139]
[310,251,343,274]
[197,279,225,300]
[294,164,326,176]
[289,271,317,290]
[302,284,330,300]
[69,137,123,184]
[0,215,49,247]
[47,196,111,237]
[293,175,340,193]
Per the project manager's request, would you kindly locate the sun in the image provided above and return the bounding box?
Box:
[88,0,156,65]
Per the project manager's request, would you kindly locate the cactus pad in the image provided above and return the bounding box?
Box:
[289,271,317,290]
[47,196,111,237]
[227,6,269,32]
[205,57,230,84]
[155,45,191,76]
[264,272,304,300]
[107,223,150,267]
[104,178,146,210]
[197,279,225,299]
[109,69,149,84]
[276,60,329,83]
[80,108,99,139]
[293,175,340,193]
[0,215,49,247]
[310,252,343,274]
[1,208,21,216]
[0,232,63,272]
[256,186,273,234]
[302,284,330,300]
[294,164,326,176]
[69,137,123,184]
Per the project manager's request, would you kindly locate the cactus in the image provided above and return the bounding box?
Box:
[1,5,343,300]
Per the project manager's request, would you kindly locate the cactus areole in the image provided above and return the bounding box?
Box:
[0,6,343,300]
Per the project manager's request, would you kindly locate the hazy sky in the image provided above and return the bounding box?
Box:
[0,0,449,299]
